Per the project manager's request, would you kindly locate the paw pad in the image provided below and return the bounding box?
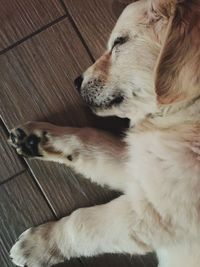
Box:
[9,128,43,157]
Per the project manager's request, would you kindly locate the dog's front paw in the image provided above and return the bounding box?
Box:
[9,122,58,158]
[10,224,65,267]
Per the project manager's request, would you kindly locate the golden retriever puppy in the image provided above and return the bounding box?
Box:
[9,0,200,266]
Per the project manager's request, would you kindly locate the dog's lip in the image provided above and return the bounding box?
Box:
[83,94,124,110]
[108,96,124,107]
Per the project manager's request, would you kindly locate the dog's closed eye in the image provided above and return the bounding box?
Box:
[112,36,128,50]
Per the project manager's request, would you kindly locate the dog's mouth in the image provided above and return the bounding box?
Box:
[82,93,124,111]
[109,96,124,106]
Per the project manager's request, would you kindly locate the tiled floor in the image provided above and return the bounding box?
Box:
[0,1,157,266]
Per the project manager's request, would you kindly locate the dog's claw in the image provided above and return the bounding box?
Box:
[10,131,17,144]
[16,128,27,140]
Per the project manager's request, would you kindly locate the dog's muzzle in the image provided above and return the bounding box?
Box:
[74,75,124,109]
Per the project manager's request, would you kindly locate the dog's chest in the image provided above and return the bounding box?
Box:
[125,129,200,216]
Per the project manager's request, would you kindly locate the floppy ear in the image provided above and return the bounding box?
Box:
[151,0,200,104]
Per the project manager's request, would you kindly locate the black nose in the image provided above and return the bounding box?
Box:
[74,75,83,92]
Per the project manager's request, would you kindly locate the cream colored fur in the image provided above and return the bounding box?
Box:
[10,0,200,266]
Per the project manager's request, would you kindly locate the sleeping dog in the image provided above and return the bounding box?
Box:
[10,1,200,266]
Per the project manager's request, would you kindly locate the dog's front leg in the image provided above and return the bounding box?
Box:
[10,195,152,267]
[9,121,127,191]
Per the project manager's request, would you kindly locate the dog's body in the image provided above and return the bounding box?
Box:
[10,0,200,266]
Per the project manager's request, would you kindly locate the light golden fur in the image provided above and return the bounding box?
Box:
[10,1,200,266]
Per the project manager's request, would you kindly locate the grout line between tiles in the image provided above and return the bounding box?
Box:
[0,15,68,55]
[59,0,95,63]
[0,169,26,187]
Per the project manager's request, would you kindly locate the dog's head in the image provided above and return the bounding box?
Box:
[75,0,200,123]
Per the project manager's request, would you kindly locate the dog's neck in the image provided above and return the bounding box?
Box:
[145,95,200,128]
[128,93,200,129]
